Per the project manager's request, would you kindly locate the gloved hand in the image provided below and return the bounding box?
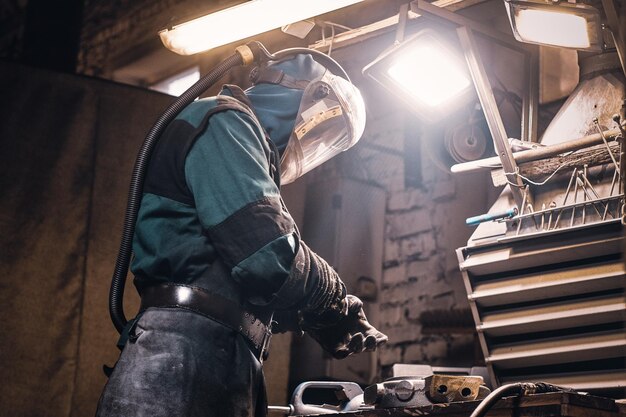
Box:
[303,295,388,359]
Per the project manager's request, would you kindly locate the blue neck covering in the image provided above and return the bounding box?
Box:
[245,54,326,155]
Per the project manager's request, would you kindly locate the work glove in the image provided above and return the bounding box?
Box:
[303,295,388,359]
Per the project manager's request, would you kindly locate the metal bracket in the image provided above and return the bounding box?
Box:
[601,0,626,78]
[411,0,533,207]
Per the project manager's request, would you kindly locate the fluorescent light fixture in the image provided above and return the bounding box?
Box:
[504,0,603,51]
[363,29,474,121]
[159,0,363,55]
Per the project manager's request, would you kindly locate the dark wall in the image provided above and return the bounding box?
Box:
[0,62,173,416]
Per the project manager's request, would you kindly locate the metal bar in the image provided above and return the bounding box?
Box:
[552,168,577,229]
[395,3,410,44]
[603,169,618,220]
[601,0,626,78]
[456,26,525,207]
[570,176,579,227]
[516,186,528,235]
[451,128,622,174]
[522,46,539,143]
[580,171,613,217]
[593,118,621,176]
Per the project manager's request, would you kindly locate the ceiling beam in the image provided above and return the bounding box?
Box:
[309,0,488,52]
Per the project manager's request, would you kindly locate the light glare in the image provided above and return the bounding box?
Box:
[160,0,364,55]
[515,9,590,48]
[387,45,471,107]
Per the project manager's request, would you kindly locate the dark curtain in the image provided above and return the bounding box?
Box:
[0,62,173,417]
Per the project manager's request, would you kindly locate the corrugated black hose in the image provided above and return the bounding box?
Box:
[109,51,246,334]
[469,382,572,417]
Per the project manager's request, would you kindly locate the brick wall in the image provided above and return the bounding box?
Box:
[308,49,496,373]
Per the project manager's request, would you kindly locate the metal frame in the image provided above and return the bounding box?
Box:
[601,0,626,78]
[457,220,625,389]
[411,0,539,208]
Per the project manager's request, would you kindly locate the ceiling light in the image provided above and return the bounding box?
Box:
[363,29,474,121]
[159,0,363,55]
[504,0,603,51]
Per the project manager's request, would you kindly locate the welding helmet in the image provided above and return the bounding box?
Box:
[280,71,366,184]
[246,54,366,184]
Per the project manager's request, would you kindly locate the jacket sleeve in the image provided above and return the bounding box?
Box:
[184,108,344,312]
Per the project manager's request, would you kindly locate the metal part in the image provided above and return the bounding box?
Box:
[426,375,487,403]
[364,375,490,409]
[267,405,294,415]
[593,118,620,175]
[457,220,625,390]
[551,168,577,230]
[289,381,367,415]
[547,201,556,229]
[516,187,528,235]
[466,208,517,226]
[601,0,626,78]
[395,3,410,44]
[521,45,539,143]
[456,26,525,207]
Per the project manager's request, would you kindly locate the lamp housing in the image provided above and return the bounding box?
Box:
[159,0,363,55]
[363,28,475,122]
[503,0,603,51]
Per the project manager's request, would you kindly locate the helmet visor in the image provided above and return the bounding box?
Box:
[280,72,366,184]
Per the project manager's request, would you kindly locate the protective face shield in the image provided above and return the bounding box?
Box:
[280,71,366,184]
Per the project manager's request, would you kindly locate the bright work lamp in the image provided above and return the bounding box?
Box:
[159,0,363,55]
[503,0,603,51]
[363,29,474,122]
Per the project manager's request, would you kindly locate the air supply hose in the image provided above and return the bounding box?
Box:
[109,49,249,334]
[109,41,351,334]
[469,382,572,417]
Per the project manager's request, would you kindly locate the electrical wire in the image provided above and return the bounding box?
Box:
[469,383,571,417]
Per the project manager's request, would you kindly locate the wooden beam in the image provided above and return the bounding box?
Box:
[518,142,621,182]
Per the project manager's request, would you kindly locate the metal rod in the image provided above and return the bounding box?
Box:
[515,186,528,235]
[552,168,577,229]
[527,203,538,230]
[570,175,579,227]
[603,169,618,220]
[582,169,587,224]
[601,0,626,78]
[456,25,525,207]
[593,118,620,176]
[395,3,410,44]
[580,170,612,217]
[521,45,539,143]
[268,406,292,415]
[547,201,556,230]
[577,176,605,218]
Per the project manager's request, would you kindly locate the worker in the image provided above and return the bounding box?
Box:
[96,52,387,417]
